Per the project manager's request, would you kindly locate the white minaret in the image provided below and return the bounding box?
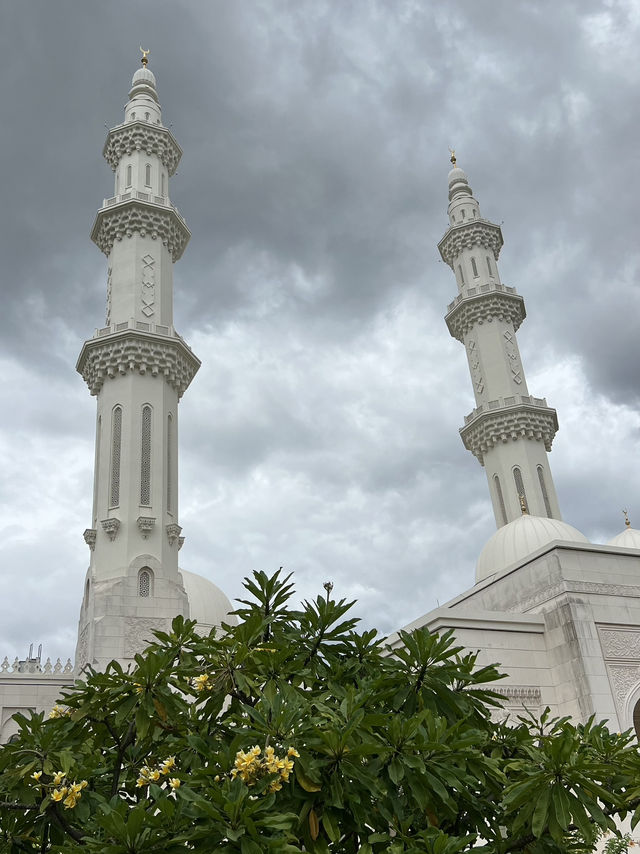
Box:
[75,54,200,670]
[439,155,561,527]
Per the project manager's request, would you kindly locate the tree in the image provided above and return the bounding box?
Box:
[1,570,640,852]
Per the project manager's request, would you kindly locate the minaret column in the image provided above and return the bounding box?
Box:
[439,156,561,527]
[75,56,200,672]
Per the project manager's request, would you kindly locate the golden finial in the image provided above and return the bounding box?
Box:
[519,494,528,515]
[140,46,150,66]
[623,509,631,527]
[449,147,457,167]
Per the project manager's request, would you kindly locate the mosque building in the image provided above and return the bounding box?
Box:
[2,59,640,742]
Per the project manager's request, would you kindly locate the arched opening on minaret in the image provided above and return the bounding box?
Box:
[140,405,152,507]
[513,467,528,513]
[138,568,153,598]
[145,164,151,187]
[167,413,173,514]
[494,475,508,526]
[110,406,122,508]
[537,466,553,518]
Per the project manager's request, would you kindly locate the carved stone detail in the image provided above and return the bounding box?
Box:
[103,122,182,175]
[461,402,558,464]
[446,289,526,342]
[606,664,640,714]
[438,220,504,268]
[178,535,185,550]
[599,628,640,660]
[503,330,523,386]
[83,528,97,550]
[101,518,120,541]
[137,516,156,538]
[91,201,190,262]
[141,254,155,318]
[466,336,484,396]
[166,523,182,546]
[105,266,112,325]
[124,617,171,657]
[493,686,542,706]
[76,625,89,672]
[77,330,200,399]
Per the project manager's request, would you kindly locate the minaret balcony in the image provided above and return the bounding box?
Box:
[460,395,559,464]
[103,120,182,175]
[77,324,201,399]
[438,219,503,268]
[445,284,526,342]
[91,196,190,261]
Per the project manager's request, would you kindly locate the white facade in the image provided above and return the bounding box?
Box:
[391,161,640,743]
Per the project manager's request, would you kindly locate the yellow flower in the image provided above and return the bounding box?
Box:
[192,674,211,692]
[53,771,65,785]
[169,777,180,790]
[134,682,144,695]
[51,787,67,802]
[31,771,42,782]
[287,747,300,758]
[214,774,220,782]
[150,770,161,781]
[136,777,147,787]
[63,792,79,809]
[48,704,71,719]
[160,756,176,774]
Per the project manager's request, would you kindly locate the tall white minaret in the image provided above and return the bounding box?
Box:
[75,54,200,670]
[439,154,561,527]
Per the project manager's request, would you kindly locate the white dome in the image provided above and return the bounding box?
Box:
[608,526,640,549]
[131,66,157,89]
[476,515,590,582]
[179,569,236,631]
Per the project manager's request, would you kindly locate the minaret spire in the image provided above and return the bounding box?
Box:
[439,157,561,527]
[75,59,200,671]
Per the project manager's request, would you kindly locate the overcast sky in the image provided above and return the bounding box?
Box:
[1,0,640,664]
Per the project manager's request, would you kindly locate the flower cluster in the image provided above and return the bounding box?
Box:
[191,673,212,692]
[30,770,88,810]
[48,704,73,719]
[231,745,299,793]
[136,756,179,790]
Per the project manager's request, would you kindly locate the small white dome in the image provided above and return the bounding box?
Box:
[179,569,236,631]
[131,66,157,89]
[476,515,589,582]
[608,526,640,549]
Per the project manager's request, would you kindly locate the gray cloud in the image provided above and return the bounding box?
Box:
[1,0,639,659]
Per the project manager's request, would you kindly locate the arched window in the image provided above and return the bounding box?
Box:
[494,475,508,526]
[84,578,90,609]
[140,405,152,506]
[167,413,173,514]
[471,257,479,278]
[138,568,153,598]
[161,172,165,196]
[145,164,151,187]
[458,264,465,285]
[537,466,553,518]
[126,165,132,187]
[486,256,493,277]
[145,112,150,121]
[110,406,122,508]
[513,467,528,513]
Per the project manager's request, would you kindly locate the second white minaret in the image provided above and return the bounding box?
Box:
[439,156,561,527]
[75,57,200,671]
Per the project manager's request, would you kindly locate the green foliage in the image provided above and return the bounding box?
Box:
[0,570,639,852]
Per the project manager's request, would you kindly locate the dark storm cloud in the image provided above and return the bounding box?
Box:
[1,0,640,658]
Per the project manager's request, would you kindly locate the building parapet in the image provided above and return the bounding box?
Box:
[1,656,73,675]
[463,394,549,425]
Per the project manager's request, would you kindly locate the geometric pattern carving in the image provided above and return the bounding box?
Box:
[599,628,640,660]
[101,517,120,541]
[77,329,201,400]
[466,336,484,395]
[446,287,526,342]
[461,399,559,464]
[110,406,122,508]
[124,617,172,658]
[103,122,182,176]
[105,266,112,325]
[438,220,504,268]
[492,686,542,706]
[166,523,182,546]
[503,330,523,386]
[91,200,190,262]
[140,406,152,505]
[141,254,155,318]
[606,663,640,716]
